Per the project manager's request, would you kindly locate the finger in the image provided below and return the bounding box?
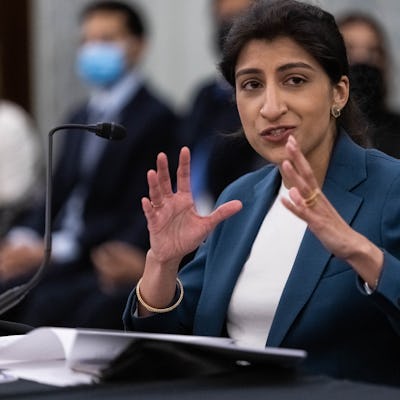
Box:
[91,249,106,270]
[281,187,307,217]
[176,147,191,193]
[281,186,324,221]
[207,200,243,230]
[286,136,315,178]
[91,243,119,267]
[285,136,319,194]
[147,169,163,208]
[99,243,119,258]
[142,197,161,227]
[156,152,173,196]
[281,194,302,220]
[281,159,311,198]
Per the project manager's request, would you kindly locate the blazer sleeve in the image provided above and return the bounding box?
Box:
[123,241,209,334]
[365,172,400,334]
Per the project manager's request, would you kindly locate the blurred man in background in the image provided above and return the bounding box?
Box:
[0,1,179,330]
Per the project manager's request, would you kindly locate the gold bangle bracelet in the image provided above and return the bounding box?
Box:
[136,277,184,313]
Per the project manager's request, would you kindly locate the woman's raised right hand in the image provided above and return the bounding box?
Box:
[142,147,242,270]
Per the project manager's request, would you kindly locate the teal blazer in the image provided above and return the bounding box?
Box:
[124,131,400,386]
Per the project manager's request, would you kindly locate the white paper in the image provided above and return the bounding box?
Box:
[0,326,306,387]
[3,360,93,386]
[0,328,232,387]
[0,327,75,365]
[0,327,85,387]
[68,328,233,366]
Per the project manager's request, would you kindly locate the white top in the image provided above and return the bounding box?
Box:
[226,183,307,348]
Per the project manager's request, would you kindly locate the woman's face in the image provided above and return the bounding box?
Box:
[235,37,348,179]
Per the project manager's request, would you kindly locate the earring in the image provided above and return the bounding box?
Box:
[331,105,341,119]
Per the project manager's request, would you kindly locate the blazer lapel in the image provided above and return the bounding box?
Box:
[195,167,282,336]
[266,132,367,347]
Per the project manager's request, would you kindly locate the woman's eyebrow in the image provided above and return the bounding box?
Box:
[277,62,315,72]
[235,68,262,79]
[235,62,315,80]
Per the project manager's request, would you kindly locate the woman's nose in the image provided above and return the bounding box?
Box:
[259,85,288,121]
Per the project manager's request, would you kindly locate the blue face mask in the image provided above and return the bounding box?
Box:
[75,42,127,87]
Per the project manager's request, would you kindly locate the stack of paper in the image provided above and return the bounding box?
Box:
[0,327,307,387]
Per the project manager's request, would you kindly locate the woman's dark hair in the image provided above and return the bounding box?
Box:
[80,1,147,39]
[219,0,367,146]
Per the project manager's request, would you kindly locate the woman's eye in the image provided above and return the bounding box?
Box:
[242,80,262,90]
[286,76,306,85]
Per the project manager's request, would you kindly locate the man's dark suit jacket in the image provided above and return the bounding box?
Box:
[5,83,179,329]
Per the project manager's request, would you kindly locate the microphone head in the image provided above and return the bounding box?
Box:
[94,122,126,140]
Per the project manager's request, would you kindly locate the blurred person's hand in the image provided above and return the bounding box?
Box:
[91,241,146,294]
[0,241,44,281]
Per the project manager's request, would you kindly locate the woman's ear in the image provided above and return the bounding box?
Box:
[333,75,350,110]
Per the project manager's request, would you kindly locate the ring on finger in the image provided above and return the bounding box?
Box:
[304,188,321,208]
[150,201,163,208]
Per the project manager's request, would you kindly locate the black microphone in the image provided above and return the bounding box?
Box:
[77,122,127,141]
[0,122,127,320]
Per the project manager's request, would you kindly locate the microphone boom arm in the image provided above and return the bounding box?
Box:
[0,123,126,315]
